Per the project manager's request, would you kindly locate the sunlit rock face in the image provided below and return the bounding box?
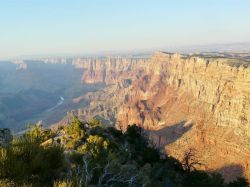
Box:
[62,52,250,181]
[125,52,250,181]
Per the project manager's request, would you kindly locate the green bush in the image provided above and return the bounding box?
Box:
[64,116,86,140]
[88,118,102,128]
[0,126,65,186]
[78,135,109,159]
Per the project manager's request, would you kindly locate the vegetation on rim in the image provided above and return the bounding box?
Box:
[0,117,248,187]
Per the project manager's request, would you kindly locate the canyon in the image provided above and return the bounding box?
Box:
[58,52,250,181]
[1,51,250,181]
[0,60,104,132]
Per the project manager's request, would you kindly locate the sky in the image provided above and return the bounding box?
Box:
[0,0,250,58]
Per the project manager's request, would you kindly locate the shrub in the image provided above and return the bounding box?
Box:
[227,177,249,187]
[78,135,109,159]
[88,118,102,128]
[0,127,65,185]
[53,180,76,187]
[0,179,15,187]
[64,116,86,139]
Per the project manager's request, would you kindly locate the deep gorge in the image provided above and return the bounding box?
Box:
[63,52,250,181]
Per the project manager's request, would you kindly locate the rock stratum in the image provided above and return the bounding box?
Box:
[58,52,250,181]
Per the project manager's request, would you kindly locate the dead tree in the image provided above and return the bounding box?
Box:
[182,148,203,173]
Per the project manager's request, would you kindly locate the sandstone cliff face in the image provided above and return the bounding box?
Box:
[62,52,250,181]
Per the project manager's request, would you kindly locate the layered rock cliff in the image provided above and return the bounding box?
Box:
[61,52,250,181]
[117,52,250,180]
[78,57,147,84]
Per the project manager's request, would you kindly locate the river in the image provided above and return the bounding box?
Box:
[46,96,65,112]
[16,96,65,135]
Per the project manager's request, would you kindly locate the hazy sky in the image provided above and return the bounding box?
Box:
[0,0,250,58]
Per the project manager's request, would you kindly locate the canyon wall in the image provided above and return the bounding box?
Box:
[78,57,147,84]
[66,52,250,180]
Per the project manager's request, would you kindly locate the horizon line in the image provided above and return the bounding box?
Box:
[1,41,250,61]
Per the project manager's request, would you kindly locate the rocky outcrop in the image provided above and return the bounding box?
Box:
[59,52,250,181]
[118,52,250,130]
[0,128,13,147]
